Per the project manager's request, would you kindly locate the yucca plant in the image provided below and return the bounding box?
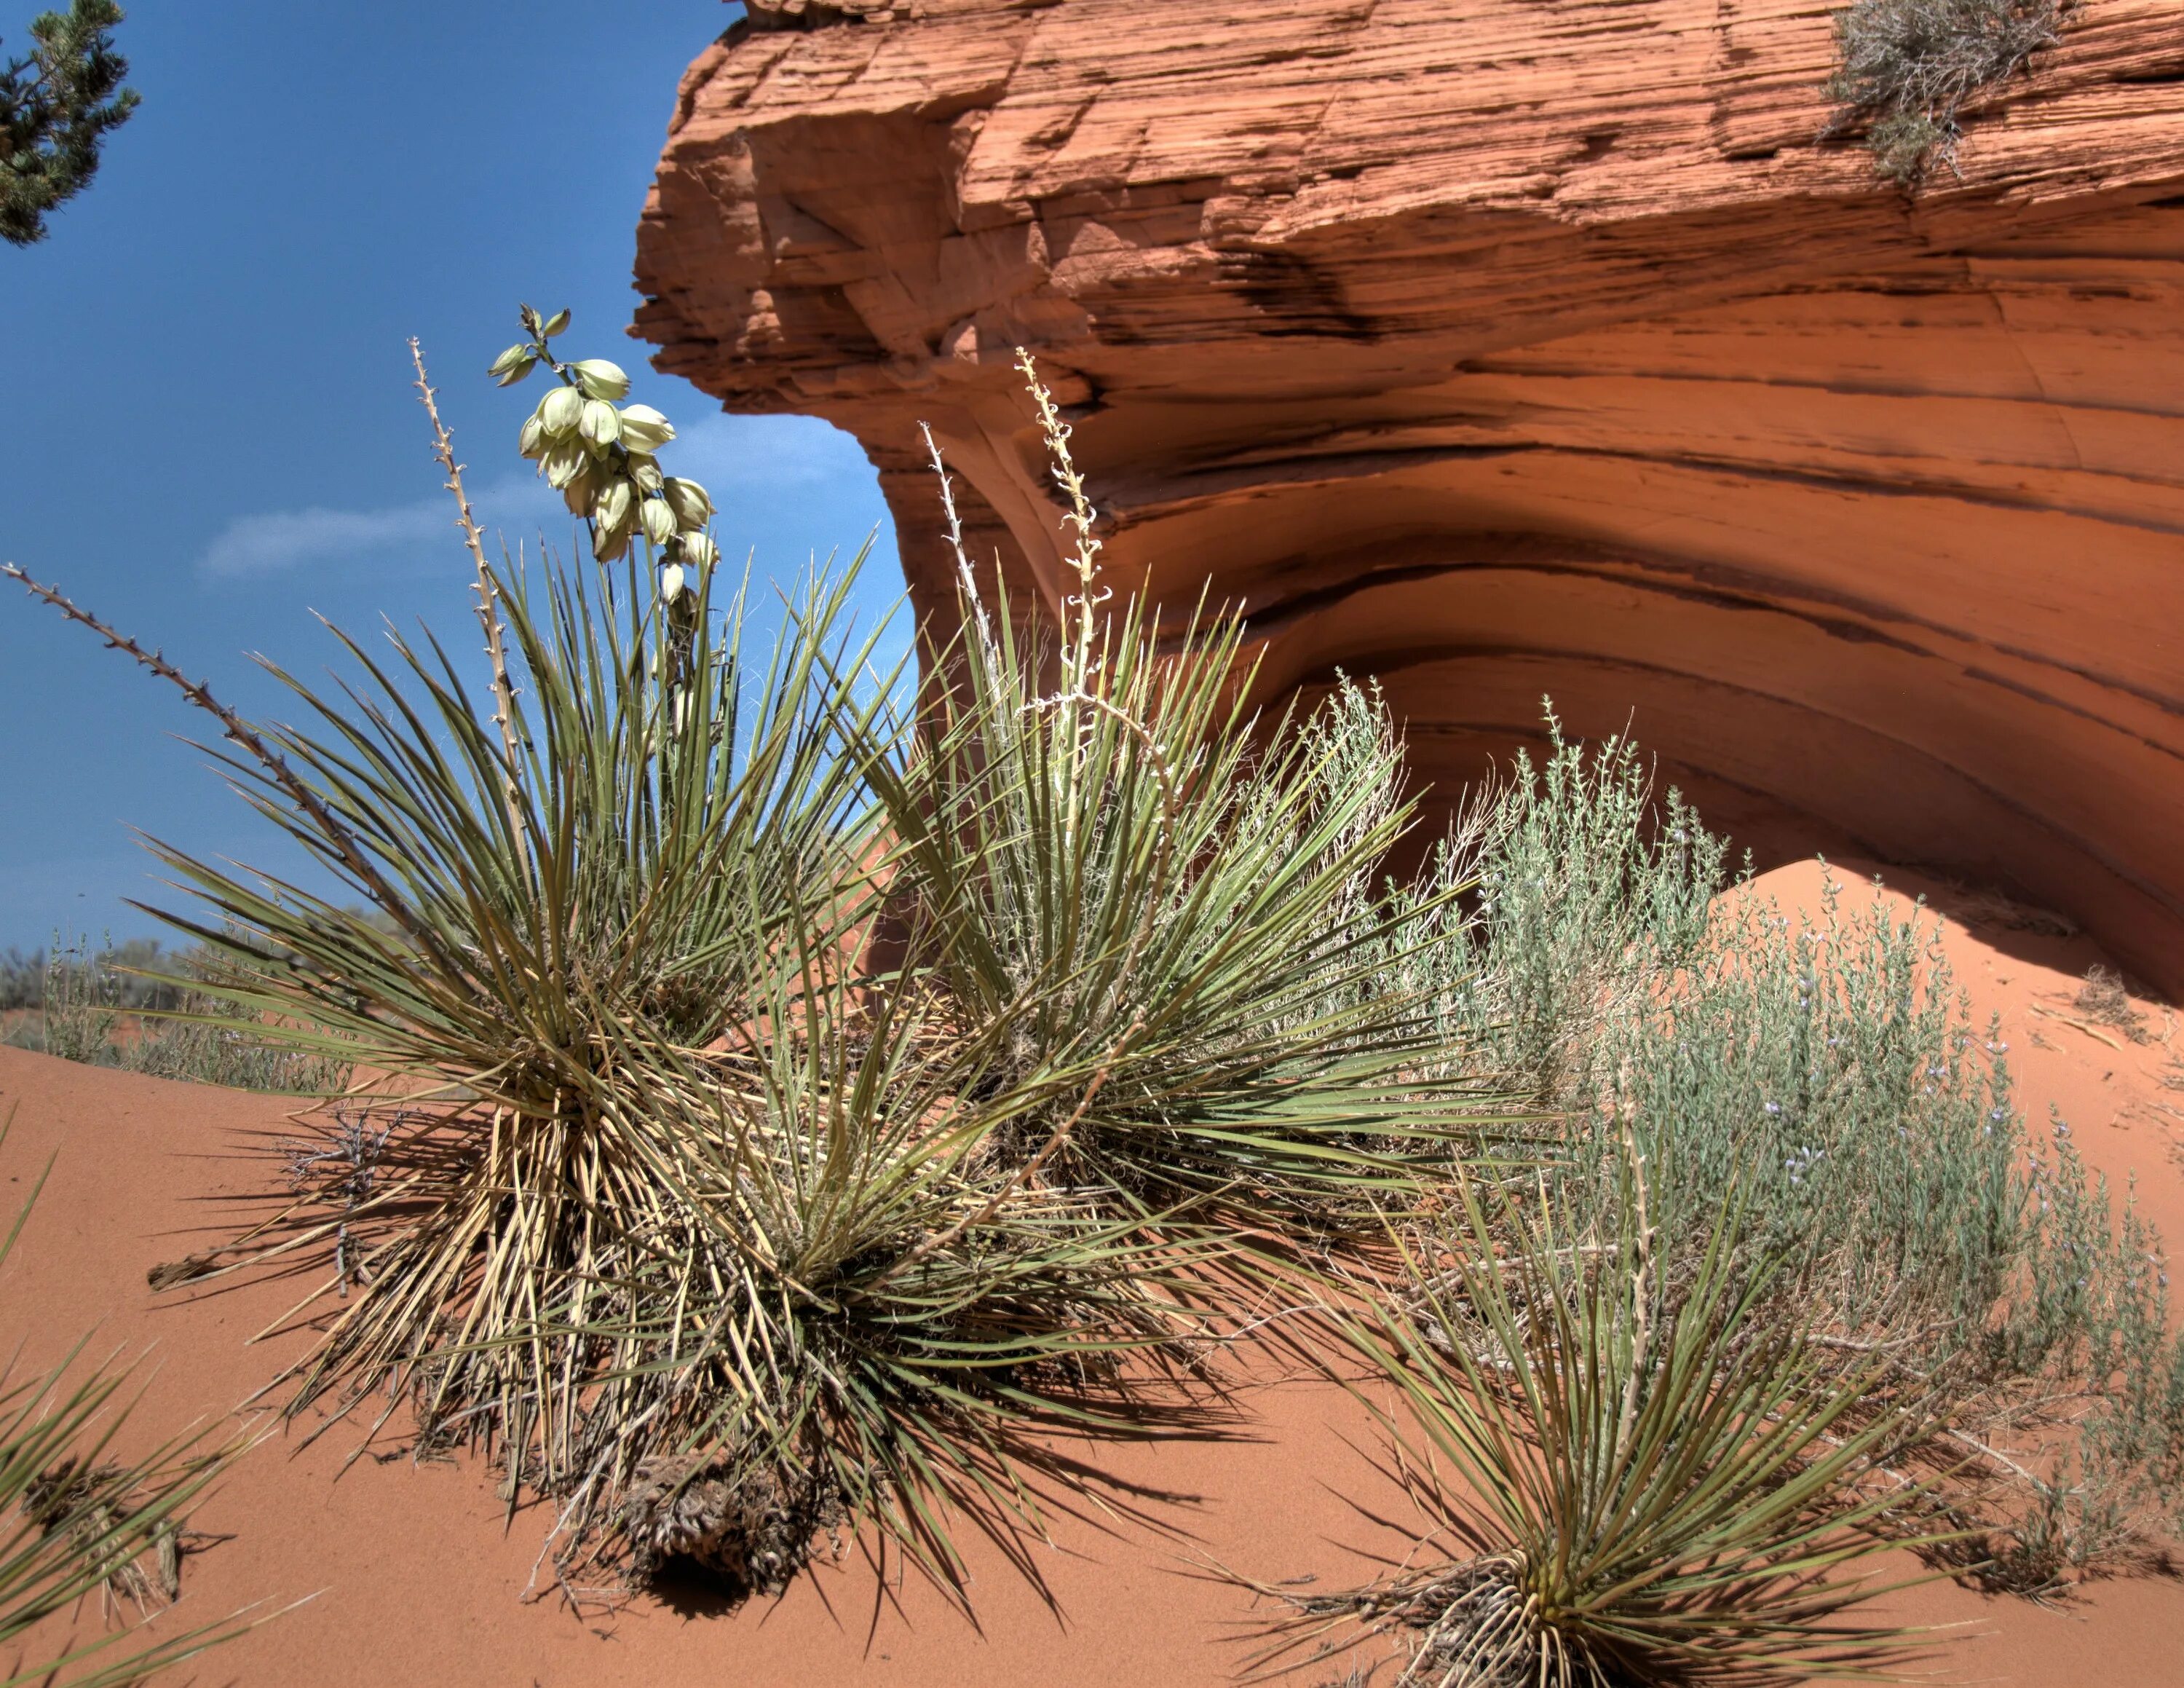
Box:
[4,317,906,1543]
[7,507,902,1478]
[1248,1160,1947,1687]
[0,1129,261,1686]
[860,360,1500,1234]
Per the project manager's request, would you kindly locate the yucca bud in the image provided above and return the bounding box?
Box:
[518,413,547,460]
[542,438,588,490]
[571,359,630,401]
[489,344,536,385]
[641,497,677,545]
[579,398,620,448]
[663,478,713,528]
[540,384,584,437]
[659,563,689,601]
[561,460,602,516]
[593,515,633,563]
[627,453,663,494]
[678,531,719,570]
[596,478,633,533]
[617,403,675,452]
[540,307,570,339]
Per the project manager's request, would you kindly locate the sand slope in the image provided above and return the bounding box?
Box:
[1,858,2180,1686]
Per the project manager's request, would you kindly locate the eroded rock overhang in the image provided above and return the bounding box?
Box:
[634,0,2184,993]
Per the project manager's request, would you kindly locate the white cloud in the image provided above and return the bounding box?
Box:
[198,413,882,580]
[202,496,444,578]
[199,473,566,579]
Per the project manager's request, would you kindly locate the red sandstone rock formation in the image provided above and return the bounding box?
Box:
[633,0,2184,991]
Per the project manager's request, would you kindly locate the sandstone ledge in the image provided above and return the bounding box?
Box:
[635,0,2184,992]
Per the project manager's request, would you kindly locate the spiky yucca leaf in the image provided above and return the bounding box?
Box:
[2,339,1503,1605]
[8,522,1238,1597]
[6,539,918,1547]
[1254,1165,1950,1687]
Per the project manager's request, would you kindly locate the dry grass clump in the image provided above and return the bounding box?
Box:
[1826,0,2062,182]
[2075,965,2153,1044]
[21,1457,183,1617]
[1928,878,2078,939]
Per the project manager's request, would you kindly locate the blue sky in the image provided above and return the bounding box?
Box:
[0,1,905,955]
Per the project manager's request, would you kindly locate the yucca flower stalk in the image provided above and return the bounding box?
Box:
[23,540,906,1477]
[1246,1158,1952,1687]
[3,327,920,1553]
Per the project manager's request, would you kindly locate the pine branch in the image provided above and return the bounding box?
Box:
[1,1,139,246]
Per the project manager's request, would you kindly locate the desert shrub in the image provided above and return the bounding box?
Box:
[1247,1164,1942,1687]
[0,1127,258,1684]
[0,936,349,1094]
[1460,715,2184,1588]
[1459,711,1724,1093]
[1826,0,2062,183]
[1,938,123,1065]
[0,951,39,1013]
[0,936,173,1016]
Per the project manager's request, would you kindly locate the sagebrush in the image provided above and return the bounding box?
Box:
[1827,0,2062,182]
[1456,717,2184,1589]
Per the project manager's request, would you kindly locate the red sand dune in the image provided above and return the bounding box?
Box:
[2,859,2181,1685]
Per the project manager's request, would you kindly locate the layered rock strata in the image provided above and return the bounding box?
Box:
[634,0,2184,991]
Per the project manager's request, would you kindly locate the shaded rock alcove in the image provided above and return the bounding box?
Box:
[633,0,2184,992]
